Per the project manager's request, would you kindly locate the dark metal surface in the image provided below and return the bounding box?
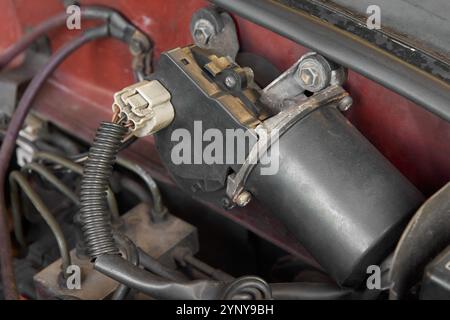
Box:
[247,105,424,286]
[210,0,450,122]
[389,182,450,299]
[420,246,450,300]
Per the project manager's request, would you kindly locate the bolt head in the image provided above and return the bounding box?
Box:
[224,75,237,89]
[297,56,331,92]
[338,96,353,112]
[299,67,319,87]
[193,19,215,46]
[236,191,252,207]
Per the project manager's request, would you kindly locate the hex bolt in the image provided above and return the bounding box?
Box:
[235,191,252,207]
[296,55,332,92]
[224,75,237,89]
[300,67,317,86]
[338,96,353,112]
[193,19,215,46]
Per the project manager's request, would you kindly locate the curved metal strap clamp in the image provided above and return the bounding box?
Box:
[226,85,349,207]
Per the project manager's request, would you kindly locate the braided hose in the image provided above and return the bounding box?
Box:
[79,122,128,259]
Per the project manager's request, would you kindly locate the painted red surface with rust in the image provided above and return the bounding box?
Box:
[1,0,450,257]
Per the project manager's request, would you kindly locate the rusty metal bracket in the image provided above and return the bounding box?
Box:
[226,85,349,207]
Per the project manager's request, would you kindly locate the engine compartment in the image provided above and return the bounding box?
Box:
[0,0,449,301]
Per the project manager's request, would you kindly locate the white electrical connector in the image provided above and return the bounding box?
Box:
[112,80,175,137]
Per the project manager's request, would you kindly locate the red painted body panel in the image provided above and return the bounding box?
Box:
[1,0,449,257]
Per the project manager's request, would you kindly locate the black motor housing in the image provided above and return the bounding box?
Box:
[151,46,424,287]
[247,105,424,286]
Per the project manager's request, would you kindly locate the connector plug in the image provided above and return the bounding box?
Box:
[112,80,174,137]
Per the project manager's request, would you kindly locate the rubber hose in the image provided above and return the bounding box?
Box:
[111,233,139,300]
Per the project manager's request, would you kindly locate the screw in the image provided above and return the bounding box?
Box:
[235,191,252,207]
[224,75,237,89]
[193,19,215,46]
[338,96,353,112]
